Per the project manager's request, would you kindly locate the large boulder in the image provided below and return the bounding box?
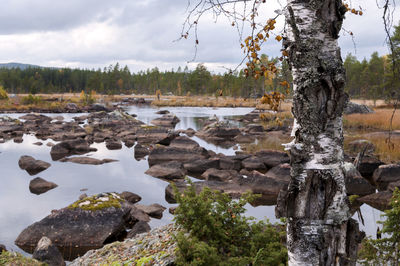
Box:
[32,236,65,266]
[145,161,187,180]
[255,149,289,168]
[134,204,166,219]
[18,156,51,175]
[343,162,376,196]
[50,139,97,161]
[151,114,180,127]
[197,121,241,141]
[169,136,200,150]
[29,177,58,195]
[344,101,374,115]
[373,164,400,191]
[148,146,208,167]
[241,156,267,171]
[15,193,135,261]
[183,158,220,174]
[201,168,239,181]
[357,191,392,211]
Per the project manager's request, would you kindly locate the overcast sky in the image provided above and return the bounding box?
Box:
[0,0,399,73]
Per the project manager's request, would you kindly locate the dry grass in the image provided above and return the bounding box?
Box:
[152,96,260,107]
[344,109,400,131]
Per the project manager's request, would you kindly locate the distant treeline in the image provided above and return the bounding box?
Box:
[0,57,292,98]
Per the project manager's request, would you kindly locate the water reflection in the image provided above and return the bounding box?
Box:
[0,106,381,257]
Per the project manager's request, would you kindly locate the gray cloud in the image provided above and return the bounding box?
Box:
[0,0,399,72]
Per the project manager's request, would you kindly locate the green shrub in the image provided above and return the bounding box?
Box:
[21,94,42,105]
[0,86,8,100]
[173,181,288,265]
[358,188,400,265]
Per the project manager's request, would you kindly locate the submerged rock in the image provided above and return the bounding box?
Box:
[29,177,58,195]
[18,155,51,176]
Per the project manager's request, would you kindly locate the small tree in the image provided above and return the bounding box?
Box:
[358,188,400,265]
[0,86,8,100]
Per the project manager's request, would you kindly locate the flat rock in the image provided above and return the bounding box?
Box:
[135,204,166,219]
[201,168,239,181]
[242,156,267,171]
[148,146,208,167]
[255,149,289,168]
[145,161,187,180]
[18,155,51,175]
[59,157,117,165]
[169,136,199,150]
[105,140,122,150]
[29,177,58,195]
[151,114,180,127]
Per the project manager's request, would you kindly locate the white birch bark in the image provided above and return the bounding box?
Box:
[276,0,363,265]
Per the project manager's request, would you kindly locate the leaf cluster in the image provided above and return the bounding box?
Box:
[172,181,287,265]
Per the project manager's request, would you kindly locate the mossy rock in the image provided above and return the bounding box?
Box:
[68,193,124,211]
[0,251,45,266]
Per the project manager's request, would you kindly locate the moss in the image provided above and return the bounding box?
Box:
[68,193,124,211]
[0,251,46,266]
[136,256,154,266]
[349,195,360,204]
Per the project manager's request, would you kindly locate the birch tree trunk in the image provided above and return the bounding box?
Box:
[276,0,362,265]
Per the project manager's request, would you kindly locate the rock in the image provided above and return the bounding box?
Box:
[358,155,384,179]
[88,104,110,112]
[197,121,241,140]
[242,156,267,171]
[183,158,220,174]
[347,139,375,155]
[33,142,43,146]
[178,128,196,137]
[32,236,65,266]
[29,177,58,195]
[255,149,289,168]
[201,168,239,181]
[265,163,291,184]
[343,162,376,196]
[0,244,6,253]
[373,164,400,191]
[388,180,400,192]
[50,139,97,161]
[79,194,88,200]
[120,191,141,204]
[129,206,150,222]
[70,224,177,266]
[156,110,170,114]
[13,136,23,143]
[344,101,374,115]
[65,103,79,111]
[219,156,244,171]
[47,142,55,147]
[18,156,51,175]
[126,221,151,238]
[151,114,180,127]
[135,204,166,219]
[134,144,149,160]
[234,134,256,143]
[59,157,117,165]
[357,191,392,211]
[148,146,208,167]
[136,127,177,145]
[105,140,122,150]
[169,136,200,150]
[15,193,134,261]
[244,124,264,134]
[145,161,187,180]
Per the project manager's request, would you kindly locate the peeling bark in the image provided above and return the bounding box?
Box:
[276,0,363,265]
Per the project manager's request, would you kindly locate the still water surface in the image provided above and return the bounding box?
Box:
[0,106,382,256]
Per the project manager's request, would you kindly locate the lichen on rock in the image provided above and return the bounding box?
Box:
[68,192,124,211]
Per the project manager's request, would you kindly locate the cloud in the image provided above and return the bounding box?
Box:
[0,0,399,72]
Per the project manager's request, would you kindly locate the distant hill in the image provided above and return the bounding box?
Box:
[0,62,42,70]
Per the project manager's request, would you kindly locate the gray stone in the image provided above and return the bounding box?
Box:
[126,221,151,238]
[145,161,187,180]
[29,177,58,195]
[135,204,166,219]
[32,236,65,266]
[18,156,51,176]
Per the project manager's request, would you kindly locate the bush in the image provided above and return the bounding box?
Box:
[0,86,8,100]
[21,94,42,105]
[80,90,95,105]
[173,181,288,265]
[358,188,400,265]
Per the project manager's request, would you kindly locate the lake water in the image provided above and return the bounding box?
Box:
[0,105,383,257]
